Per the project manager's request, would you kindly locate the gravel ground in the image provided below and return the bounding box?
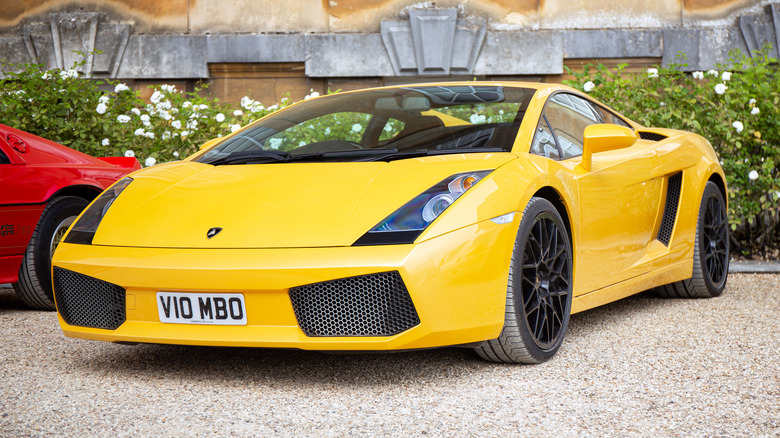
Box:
[1,274,778,437]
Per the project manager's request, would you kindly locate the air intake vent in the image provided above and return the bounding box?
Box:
[53,267,126,330]
[289,271,420,337]
[657,172,683,246]
[639,131,668,141]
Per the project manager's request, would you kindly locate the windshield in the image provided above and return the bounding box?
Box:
[197,85,534,165]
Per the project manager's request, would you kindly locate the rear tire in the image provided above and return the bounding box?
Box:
[656,181,729,298]
[475,197,573,364]
[13,196,88,310]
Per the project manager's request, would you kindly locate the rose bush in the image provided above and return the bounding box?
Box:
[0,60,290,164]
[565,47,780,258]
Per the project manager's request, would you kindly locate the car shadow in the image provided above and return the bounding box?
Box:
[58,289,685,387]
[0,286,31,313]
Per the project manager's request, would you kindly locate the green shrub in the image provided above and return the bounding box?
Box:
[565,48,780,258]
[0,60,291,165]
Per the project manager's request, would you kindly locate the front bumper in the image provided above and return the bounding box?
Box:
[52,219,517,350]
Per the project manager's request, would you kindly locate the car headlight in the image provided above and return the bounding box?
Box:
[64,177,133,245]
[353,171,491,246]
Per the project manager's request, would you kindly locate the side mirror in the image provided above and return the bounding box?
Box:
[199,137,221,151]
[580,124,638,171]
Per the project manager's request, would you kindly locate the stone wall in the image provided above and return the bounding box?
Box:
[0,1,778,105]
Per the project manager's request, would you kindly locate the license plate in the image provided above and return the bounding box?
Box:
[157,292,247,325]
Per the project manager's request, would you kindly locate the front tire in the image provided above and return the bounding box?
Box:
[475,197,573,364]
[13,196,88,310]
[656,181,729,298]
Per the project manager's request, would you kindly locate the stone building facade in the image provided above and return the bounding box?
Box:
[0,0,778,105]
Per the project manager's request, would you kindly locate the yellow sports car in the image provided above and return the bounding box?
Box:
[52,83,729,364]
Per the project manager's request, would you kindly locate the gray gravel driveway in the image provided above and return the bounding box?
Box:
[1,273,778,437]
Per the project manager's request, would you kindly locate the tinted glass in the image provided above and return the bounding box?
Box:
[541,93,601,159]
[198,85,534,164]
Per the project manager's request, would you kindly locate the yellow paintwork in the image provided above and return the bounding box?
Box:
[579,124,638,171]
[53,81,727,350]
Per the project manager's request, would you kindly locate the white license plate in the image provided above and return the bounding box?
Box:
[157,292,247,325]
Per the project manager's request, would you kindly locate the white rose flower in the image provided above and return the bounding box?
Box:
[351,123,362,133]
[714,83,727,95]
[171,120,182,130]
[140,114,150,122]
[189,112,200,120]
[216,113,225,123]
[707,69,718,76]
[145,157,157,167]
[180,130,190,137]
[324,127,331,135]
[732,121,744,133]
[144,132,155,139]
[159,111,172,121]
[156,100,172,111]
[751,107,760,115]
[95,103,107,114]
[748,98,756,105]
[117,115,131,123]
[173,151,179,158]
[131,108,141,116]
[161,84,176,93]
[647,68,659,78]
[98,95,110,105]
[187,119,198,130]
[659,102,666,107]
[721,71,732,81]
[748,170,758,181]
[150,91,162,104]
[469,114,486,124]
[124,150,135,157]
[230,124,241,133]
[67,69,78,78]
[134,128,146,136]
[267,104,278,111]
[41,72,52,80]
[692,71,704,80]
[233,110,243,117]
[182,101,193,108]
[114,83,130,93]
[583,81,595,92]
[162,131,171,140]
[250,104,264,113]
[198,104,209,110]
[241,96,253,109]
[101,138,110,146]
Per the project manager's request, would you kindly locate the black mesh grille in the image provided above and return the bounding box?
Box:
[53,267,126,330]
[658,172,683,246]
[289,271,420,337]
[639,131,668,142]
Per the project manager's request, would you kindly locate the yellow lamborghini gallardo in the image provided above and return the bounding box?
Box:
[52,83,729,364]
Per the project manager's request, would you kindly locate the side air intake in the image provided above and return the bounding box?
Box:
[657,172,682,246]
[639,131,668,142]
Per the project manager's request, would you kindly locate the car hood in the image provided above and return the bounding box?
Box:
[91,153,515,248]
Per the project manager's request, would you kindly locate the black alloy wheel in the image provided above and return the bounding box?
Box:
[475,197,573,364]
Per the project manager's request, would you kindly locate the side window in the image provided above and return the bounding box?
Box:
[0,148,9,164]
[542,94,601,159]
[589,103,631,128]
[378,118,405,142]
[530,117,560,160]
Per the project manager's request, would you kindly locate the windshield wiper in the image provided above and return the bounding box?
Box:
[364,147,506,162]
[204,150,291,165]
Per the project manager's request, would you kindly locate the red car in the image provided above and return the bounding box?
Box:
[0,124,140,309]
